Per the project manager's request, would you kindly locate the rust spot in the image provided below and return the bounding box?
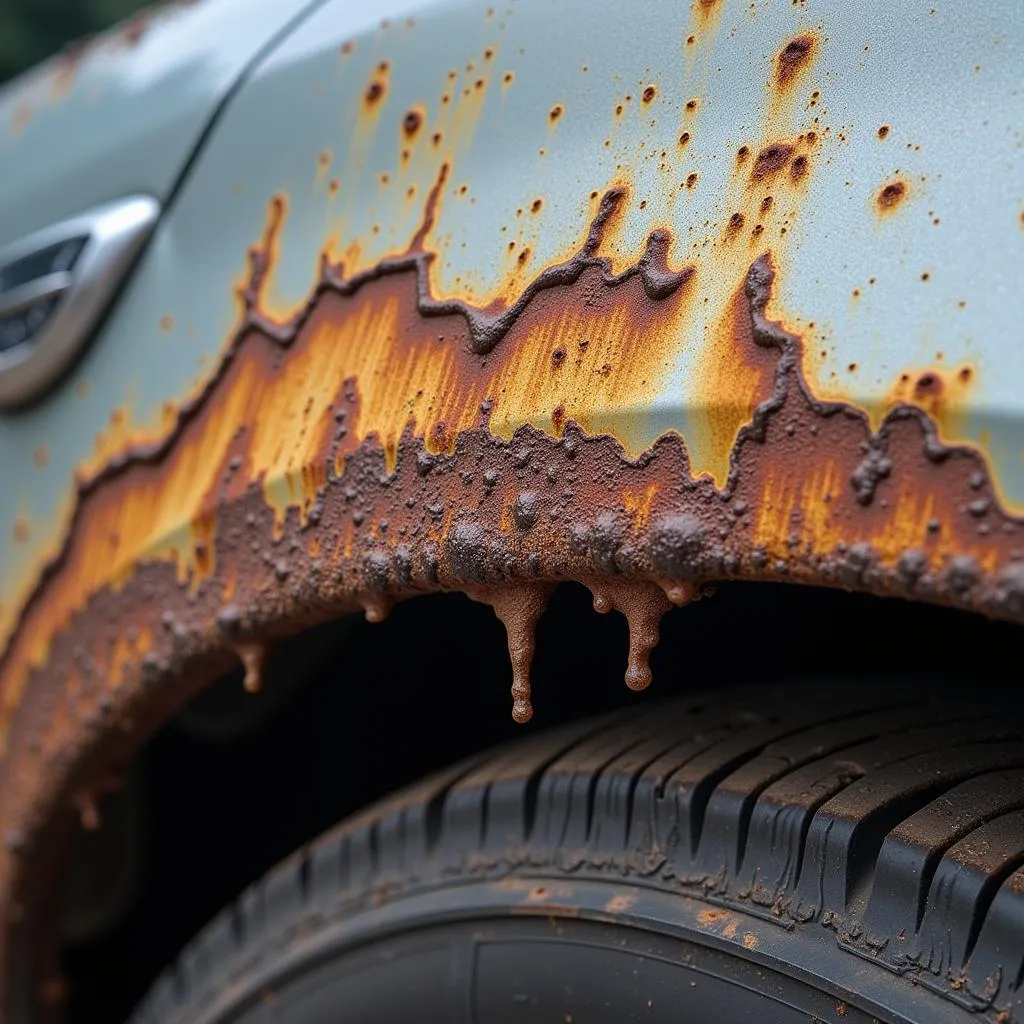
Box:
[685,173,699,188]
[878,124,890,139]
[679,132,690,146]
[736,145,750,163]
[776,34,817,91]
[549,104,564,123]
[697,908,728,926]
[33,446,49,469]
[402,108,423,137]
[159,315,174,332]
[365,81,385,105]
[742,932,758,950]
[877,179,908,214]
[751,144,795,181]
[760,195,773,214]
[340,41,354,56]
[12,520,29,545]
[502,71,514,86]
[328,179,340,197]
[531,198,543,214]
[685,98,698,112]
[642,85,657,104]
[789,154,809,182]
[727,212,745,234]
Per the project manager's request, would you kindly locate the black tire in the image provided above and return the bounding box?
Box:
[131,681,1024,1024]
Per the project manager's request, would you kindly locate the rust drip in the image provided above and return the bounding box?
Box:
[235,641,268,694]
[470,584,553,722]
[588,580,681,692]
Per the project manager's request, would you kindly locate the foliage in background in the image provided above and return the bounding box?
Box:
[0,0,153,86]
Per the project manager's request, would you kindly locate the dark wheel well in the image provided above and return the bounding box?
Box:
[59,580,1023,1022]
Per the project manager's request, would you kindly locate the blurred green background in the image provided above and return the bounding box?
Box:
[1,0,153,85]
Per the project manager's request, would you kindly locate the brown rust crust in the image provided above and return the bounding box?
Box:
[2,179,1024,1014]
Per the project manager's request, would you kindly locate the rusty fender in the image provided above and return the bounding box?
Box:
[2,15,1024,1014]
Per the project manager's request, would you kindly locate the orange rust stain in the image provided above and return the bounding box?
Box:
[692,0,723,31]
[876,179,908,215]
[159,314,174,332]
[12,520,30,545]
[549,103,564,124]
[697,908,728,925]
[743,932,758,950]
[775,34,817,93]
[363,60,390,110]
[689,275,777,488]
[33,445,49,469]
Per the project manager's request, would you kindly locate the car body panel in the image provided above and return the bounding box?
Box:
[1,0,1024,1012]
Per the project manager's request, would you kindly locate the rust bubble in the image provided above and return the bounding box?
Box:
[776,33,817,91]
[751,143,795,181]
[642,85,657,104]
[877,179,908,213]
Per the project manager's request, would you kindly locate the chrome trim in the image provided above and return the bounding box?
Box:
[0,272,73,318]
[0,196,160,410]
